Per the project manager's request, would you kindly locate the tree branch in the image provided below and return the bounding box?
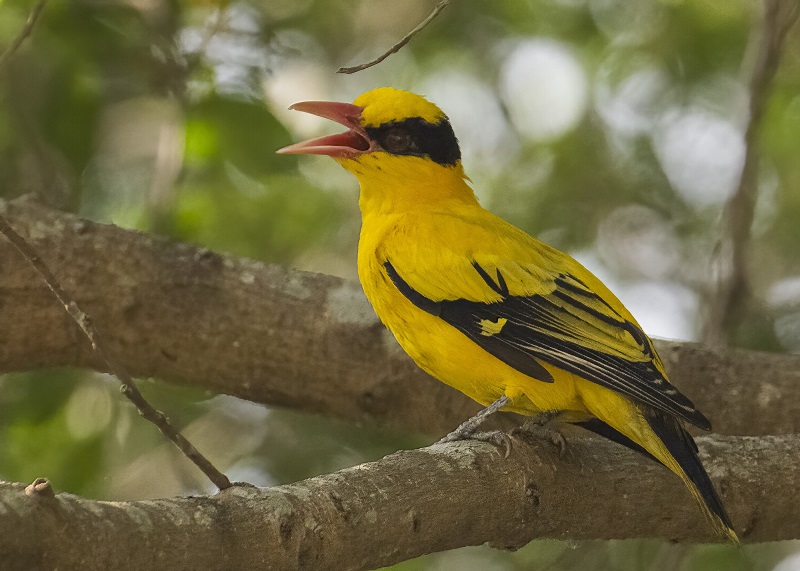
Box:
[0,212,231,491]
[0,0,49,69]
[337,0,451,74]
[1,433,797,570]
[703,0,800,344]
[1,197,798,438]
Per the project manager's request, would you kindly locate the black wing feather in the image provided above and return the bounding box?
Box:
[384,261,710,430]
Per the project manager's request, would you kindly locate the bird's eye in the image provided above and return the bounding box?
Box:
[382,128,413,153]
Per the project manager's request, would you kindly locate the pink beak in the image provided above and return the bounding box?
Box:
[276,101,375,158]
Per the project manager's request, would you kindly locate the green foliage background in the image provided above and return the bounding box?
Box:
[1,0,799,569]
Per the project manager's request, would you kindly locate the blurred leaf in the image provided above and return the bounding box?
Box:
[0,370,105,495]
[185,95,293,177]
[171,171,346,262]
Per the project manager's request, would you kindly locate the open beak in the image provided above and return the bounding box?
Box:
[276,101,374,158]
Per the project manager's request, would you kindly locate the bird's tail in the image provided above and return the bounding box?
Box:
[645,410,738,544]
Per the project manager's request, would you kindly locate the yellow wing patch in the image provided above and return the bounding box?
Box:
[479,317,507,337]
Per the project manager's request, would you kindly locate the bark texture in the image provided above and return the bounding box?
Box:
[1,434,798,571]
[0,198,798,438]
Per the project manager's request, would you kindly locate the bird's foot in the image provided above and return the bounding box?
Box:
[435,396,514,456]
[436,427,470,444]
[471,430,514,458]
[437,428,513,458]
[512,412,567,456]
[436,396,511,445]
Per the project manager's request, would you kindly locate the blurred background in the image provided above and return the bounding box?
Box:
[1,0,799,569]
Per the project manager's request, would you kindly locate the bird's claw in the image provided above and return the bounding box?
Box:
[471,430,514,458]
[512,414,568,457]
[436,428,513,458]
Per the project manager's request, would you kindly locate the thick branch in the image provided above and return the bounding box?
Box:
[0,434,797,570]
[0,197,798,437]
[0,214,231,490]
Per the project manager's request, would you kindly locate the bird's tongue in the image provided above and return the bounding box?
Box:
[276,101,372,158]
[276,130,370,157]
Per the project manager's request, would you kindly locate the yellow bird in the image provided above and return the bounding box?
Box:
[278,87,736,542]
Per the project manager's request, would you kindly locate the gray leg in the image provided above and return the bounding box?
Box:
[436,396,515,457]
[436,395,511,444]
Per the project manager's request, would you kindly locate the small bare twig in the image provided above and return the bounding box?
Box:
[703,0,800,345]
[0,0,49,69]
[337,0,451,74]
[0,214,232,491]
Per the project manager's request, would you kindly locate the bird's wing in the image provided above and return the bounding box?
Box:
[380,211,710,429]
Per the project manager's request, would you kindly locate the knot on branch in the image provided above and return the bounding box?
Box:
[25,477,55,499]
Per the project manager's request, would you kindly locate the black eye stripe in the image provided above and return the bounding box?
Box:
[365,117,460,166]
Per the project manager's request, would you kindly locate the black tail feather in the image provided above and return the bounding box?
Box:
[574,418,659,464]
[645,410,736,541]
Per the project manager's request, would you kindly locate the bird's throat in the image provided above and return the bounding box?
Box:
[340,154,477,217]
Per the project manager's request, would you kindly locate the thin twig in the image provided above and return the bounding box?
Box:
[337,0,451,74]
[0,0,49,69]
[703,0,800,345]
[0,214,232,490]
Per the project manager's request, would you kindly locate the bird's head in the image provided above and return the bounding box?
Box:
[278,88,473,210]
